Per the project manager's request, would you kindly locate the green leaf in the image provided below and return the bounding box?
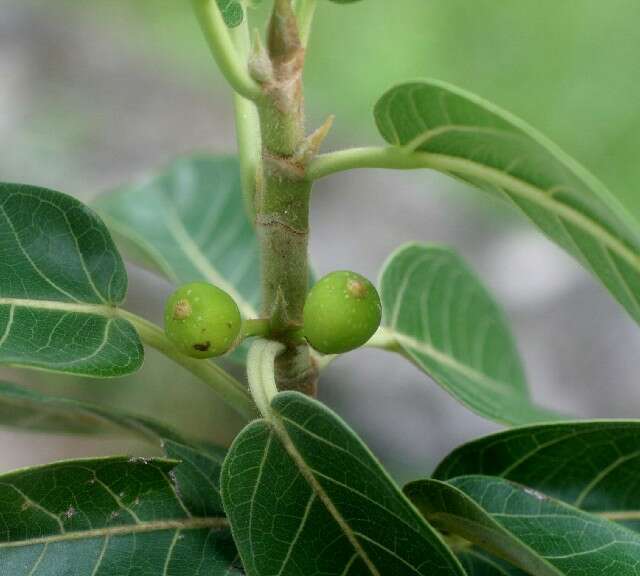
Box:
[221,390,464,576]
[0,455,242,575]
[406,475,640,576]
[457,549,528,576]
[378,243,554,425]
[217,0,244,27]
[434,420,640,531]
[94,155,260,362]
[162,439,227,519]
[0,379,184,440]
[0,183,143,377]
[374,79,640,327]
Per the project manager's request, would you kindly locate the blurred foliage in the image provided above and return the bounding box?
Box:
[51,0,640,217]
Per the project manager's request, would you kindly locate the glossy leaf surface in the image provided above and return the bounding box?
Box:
[222,391,464,576]
[0,184,142,377]
[0,455,241,575]
[407,475,640,575]
[434,420,640,531]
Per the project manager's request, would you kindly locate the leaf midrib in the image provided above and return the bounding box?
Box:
[0,297,117,317]
[313,147,639,276]
[269,416,383,576]
[424,509,560,576]
[413,152,639,272]
[0,517,228,550]
[101,202,259,319]
[386,329,515,396]
[0,203,84,304]
[268,409,458,576]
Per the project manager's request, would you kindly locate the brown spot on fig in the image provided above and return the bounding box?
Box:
[346,278,368,299]
[193,341,211,352]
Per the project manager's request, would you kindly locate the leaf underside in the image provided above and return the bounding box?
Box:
[374,80,640,328]
[406,475,640,575]
[0,379,183,441]
[379,243,555,425]
[94,155,260,362]
[222,391,464,576]
[0,379,241,573]
[0,184,142,377]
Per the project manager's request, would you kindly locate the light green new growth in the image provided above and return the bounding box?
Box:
[191,0,263,101]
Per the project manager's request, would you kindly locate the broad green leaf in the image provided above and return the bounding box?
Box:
[217,0,244,27]
[406,475,640,576]
[457,549,528,576]
[434,420,640,532]
[0,455,242,575]
[378,243,554,425]
[374,80,640,327]
[222,391,464,576]
[0,379,183,440]
[94,155,260,362]
[0,184,142,377]
[162,439,228,520]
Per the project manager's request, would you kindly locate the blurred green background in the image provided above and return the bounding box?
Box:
[57,0,640,214]
[2,0,640,480]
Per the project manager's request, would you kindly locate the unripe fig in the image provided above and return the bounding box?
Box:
[164,282,241,358]
[303,271,382,354]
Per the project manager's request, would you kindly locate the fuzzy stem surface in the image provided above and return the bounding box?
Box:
[254,0,317,395]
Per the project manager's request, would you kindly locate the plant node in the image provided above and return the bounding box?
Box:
[248,29,274,84]
[294,115,335,165]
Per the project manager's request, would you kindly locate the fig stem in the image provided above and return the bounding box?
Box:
[240,318,272,339]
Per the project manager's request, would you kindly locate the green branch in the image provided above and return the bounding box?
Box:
[307,146,638,271]
[306,146,435,180]
[191,0,263,101]
[119,310,256,421]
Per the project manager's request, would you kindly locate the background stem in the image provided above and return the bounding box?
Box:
[191,0,263,101]
[230,23,262,221]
